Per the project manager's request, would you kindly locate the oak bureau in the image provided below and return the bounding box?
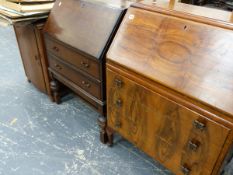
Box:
[43,0,128,119]
[14,21,53,99]
[103,0,233,174]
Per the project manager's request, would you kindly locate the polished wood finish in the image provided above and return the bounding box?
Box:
[43,0,127,116]
[48,54,102,99]
[106,1,233,174]
[14,21,52,99]
[45,36,100,79]
[44,0,127,59]
[108,2,233,117]
[107,67,231,175]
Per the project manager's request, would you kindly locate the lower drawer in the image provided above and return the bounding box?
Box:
[48,54,102,100]
[107,68,230,175]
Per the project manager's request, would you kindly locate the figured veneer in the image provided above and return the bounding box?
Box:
[105,1,233,174]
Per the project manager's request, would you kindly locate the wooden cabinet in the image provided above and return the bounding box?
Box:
[107,67,231,175]
[43,0,128,117]
[14,21,52,98]
[105,1,233,174]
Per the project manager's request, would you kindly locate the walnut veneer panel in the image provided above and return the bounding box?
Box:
[107,67,230,175]
[105,2,233,174]
[43,0,126,59]
[107,6,233,117]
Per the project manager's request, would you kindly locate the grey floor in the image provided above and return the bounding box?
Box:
[0,26,232,175]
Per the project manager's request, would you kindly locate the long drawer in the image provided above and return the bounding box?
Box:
[48,54,102,100]
[44,36,100,79]
[107,68,231,175]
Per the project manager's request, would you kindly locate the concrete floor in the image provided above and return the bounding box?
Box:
[0,26,172,175]
[0,26,232,175]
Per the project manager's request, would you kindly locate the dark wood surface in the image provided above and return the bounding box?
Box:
[44,36,100,79]
[106,1,233,174]
[43,0,128,59]
[43,0,127,116]
[14,22,52,99]
[48,54,102,100]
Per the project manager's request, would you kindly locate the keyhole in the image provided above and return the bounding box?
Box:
[184,25,187,30]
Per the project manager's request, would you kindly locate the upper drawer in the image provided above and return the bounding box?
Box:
[44,36,100,79]
[107,68,231,175]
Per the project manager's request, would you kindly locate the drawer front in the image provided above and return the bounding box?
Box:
[107,68,230,175]
[45,37,100,79]
[48,55,101,99]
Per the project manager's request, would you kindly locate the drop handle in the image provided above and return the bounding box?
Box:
[114,121,121,129]
[114,78,123,88]
[53,46,59,52]
[35,55,39,60]
[193,120,206,131]
[35,55,41,65]
[188,140,200,151]
[55,64,62,70]
[181,165,191,175]
[82,81,91,88]
[115,99,122,108]
[80,61,90,68]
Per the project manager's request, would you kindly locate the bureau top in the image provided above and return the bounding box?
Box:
[107,1,233,117]
[133,0,233,28]
[43,0,127,59]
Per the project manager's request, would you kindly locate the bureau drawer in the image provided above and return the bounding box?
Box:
[45,36,100,79]
[107,68,231,175]
[48,55,101,99]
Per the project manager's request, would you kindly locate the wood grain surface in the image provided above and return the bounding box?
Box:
[44,0,127,59]
[107,6,233,117]
[107,67,231,175]
[106,1,233,174]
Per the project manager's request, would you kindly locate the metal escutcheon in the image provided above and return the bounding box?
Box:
[188,140,199,151]
[181,165,191,175]
[193,120,206,131]
[114,78,123,88]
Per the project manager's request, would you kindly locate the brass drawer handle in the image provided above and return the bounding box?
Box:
[193,120,206,131]
[114,78,123,88]
[115,99,122,108]
[114,121,121,129]
[181,165,191,175]
[82,81,91,88]
[81,61,90,68]
[55,64,62,70]
[53,46,59,52]
[188,140,200,151]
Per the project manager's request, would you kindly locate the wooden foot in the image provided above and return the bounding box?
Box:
[98,116,108,144]
[50,80,61,104]
[106,127,114,147]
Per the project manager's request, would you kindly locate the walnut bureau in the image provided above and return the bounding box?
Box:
[43,0,128,118]
[104,1,233,175]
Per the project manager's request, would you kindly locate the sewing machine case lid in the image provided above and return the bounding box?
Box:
[43,0,127,59]
[107,0,233,117]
